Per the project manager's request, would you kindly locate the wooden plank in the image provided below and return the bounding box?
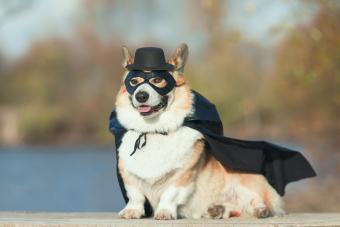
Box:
[0,212,339,227]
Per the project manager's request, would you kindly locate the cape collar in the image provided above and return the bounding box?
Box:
[185,90,221,123]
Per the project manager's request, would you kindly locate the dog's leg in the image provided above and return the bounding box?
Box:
[154,139,205,220]
[221,181,271,218]
[118,161,145,219]
[119,184,146,219]
[234,175,283,218]
[154,184,195,220]
[236,185,271,218]
[154,185,181,220]
[251,197,271,218]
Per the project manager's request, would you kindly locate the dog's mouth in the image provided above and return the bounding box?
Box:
[136,96,168,116]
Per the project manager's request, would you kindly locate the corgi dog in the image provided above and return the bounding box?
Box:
[114,43,284,219]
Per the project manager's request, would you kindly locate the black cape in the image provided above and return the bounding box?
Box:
[109,90,316,215]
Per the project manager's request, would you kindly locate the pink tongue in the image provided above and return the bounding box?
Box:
[137,106,152,113]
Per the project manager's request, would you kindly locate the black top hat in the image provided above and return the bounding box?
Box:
[126,47,174,71]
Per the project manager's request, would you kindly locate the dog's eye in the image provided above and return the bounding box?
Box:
[130,77,143,86]
[130,79,138,85]
[151,77,163,84]
[150,77,167,88]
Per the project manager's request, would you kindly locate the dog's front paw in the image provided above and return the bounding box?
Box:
[154,209,176,220]
[119,208,144,219]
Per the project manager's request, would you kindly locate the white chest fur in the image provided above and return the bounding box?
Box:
[118,126,203,182]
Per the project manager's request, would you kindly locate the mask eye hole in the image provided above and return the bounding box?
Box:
[129,77,144,86]
[150,77,167,88]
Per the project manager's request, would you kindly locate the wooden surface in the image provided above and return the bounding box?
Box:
[0,212,339,227]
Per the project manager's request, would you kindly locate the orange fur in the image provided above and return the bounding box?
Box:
[204,153,226,174]
[120,85,127,94]
[175,75,186,86]
[176,139,205,187]
[118,160,131,185]
[172,83,192,110]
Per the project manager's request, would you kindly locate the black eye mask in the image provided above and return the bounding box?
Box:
[124,70,176,96]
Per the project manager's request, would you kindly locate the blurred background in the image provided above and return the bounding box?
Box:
[0,0,339,213]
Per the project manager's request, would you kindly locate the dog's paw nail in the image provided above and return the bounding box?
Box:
[207,204,225,219]
[254,206,271,218]
[154,209,176,220]
[119,208,144,219]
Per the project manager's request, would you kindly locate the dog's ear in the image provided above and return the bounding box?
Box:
[169,43,188,86]
[169,43,189,74]
[122,46,133,68]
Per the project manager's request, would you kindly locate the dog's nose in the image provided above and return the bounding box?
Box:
[135,91,149,103]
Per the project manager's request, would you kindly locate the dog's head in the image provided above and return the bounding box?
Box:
[115,43,193,132]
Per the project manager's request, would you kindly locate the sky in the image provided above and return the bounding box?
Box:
[0,0,316,59]
[0,0,81,59]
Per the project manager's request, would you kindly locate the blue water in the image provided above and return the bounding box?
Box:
[0,144,317,212]
[0,146,125,212]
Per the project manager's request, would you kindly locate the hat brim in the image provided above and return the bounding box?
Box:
[126,63,174,71]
